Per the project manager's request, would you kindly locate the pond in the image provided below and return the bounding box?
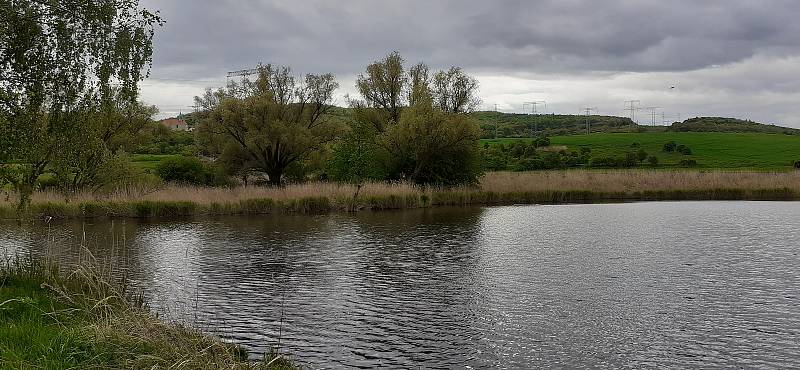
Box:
[2,202,799,368]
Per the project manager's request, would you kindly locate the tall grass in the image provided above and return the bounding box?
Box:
[0,251,295,369]
[2,170,799,219]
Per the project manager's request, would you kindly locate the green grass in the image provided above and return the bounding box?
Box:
[0,258,296,369]
[483,132,800,170]
[131,154,182,170]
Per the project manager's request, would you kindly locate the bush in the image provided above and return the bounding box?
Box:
[95,154,162,196]
[676,144,693,155]
[647,155,659,166]
[156,156,230,186]
[636,149,648,162]
[663,141,677,152]
[679,159,698,167]
[535,137,550,148]
[794,160,800,169]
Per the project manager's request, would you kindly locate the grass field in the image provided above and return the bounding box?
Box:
[483,132,800,170]
[131,154,181,170]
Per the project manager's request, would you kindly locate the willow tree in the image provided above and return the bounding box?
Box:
[334,52,484,185]
[196,65,340,186]
[0,0,161,209]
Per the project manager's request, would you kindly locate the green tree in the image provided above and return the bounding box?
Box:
[51,97,158,194]
[382,99,483,185]
[356,51,407,130]
[431,66,481,114]
[196,64,341,187]
[0,0,161,210]
[346,52,484,185]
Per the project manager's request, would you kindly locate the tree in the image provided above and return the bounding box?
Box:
[431,66,481,113]
[356,51,407,130]
[647,155,659,166]
[345,52,484,185]
[51,97,158,194]
[196,64,341,187]
[0,0,161,209]
[382,98,483,185]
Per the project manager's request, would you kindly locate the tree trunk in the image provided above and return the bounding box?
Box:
[16,181,34,213]
[267,168,283,187]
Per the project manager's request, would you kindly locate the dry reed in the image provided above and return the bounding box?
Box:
[2,170,799,219]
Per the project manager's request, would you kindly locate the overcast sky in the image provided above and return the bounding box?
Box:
[139,0,800,127]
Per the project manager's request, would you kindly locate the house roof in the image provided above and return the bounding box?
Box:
[159,118,188,127]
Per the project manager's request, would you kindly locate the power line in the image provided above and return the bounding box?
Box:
[624,100,641,125]
[523,101,546,114]
[581,107,597,134]
[645,107,661,126]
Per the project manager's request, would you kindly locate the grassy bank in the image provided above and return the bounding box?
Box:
[1,170,799,220]
[0,255,294,369]
[483,132,800,169]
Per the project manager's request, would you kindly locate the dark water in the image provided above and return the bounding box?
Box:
[2,202,800,369]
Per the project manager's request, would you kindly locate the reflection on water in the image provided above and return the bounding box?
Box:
[2,202,800,368]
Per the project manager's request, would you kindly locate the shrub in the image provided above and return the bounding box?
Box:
[535,137,550,148]
[156,156,230,186]
[95,154,162,196]
[663,141,677,152]
[636,149,648,162]
[679,159,698,167]
[676,144,693,155]
[794,160,800,169]
[647,155,659,166]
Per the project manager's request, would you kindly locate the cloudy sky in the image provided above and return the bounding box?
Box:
[139,0,800,127]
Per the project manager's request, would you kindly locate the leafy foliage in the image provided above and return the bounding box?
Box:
[482,139,591,171]
[0,0,161,209]
[669,117,800,135]
[195,64,341,186]
[156,156,229,186]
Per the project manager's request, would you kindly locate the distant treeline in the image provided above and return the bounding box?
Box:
[469,112,799,138]
[668,117,800,135]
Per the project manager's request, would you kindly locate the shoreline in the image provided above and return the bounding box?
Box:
[0,257,295,369]
[3,188,798,221]
[3,170,799,220]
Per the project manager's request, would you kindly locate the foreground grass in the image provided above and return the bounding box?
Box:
[0,257,295,369]
[483,132,800,169]
[1,170,799,220]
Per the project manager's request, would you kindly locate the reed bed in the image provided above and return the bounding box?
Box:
[479,170,800,193]
[1,170,798,219]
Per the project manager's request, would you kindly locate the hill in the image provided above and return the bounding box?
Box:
[470,111,641,138]
[484,132,800,170]
[668,117,800,135]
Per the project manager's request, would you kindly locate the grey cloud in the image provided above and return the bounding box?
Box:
[138,0,800,127]
[141,0,800,78]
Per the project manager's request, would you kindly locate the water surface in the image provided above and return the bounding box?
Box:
[2,202,799,368]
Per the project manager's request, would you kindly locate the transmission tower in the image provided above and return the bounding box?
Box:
[581,107,597,134]
[524,101,546,114]
[624,100,641,125]
[645,107,660,126]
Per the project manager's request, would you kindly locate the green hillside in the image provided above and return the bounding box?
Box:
[470,111,799,138]
[471,111,641,138]
[483,132,800,170]
[668,117,800,135]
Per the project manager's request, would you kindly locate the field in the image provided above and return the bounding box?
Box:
[483,132,800,170]
[131,154,181,170]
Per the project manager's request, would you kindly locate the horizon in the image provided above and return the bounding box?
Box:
[139,0,800,128]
